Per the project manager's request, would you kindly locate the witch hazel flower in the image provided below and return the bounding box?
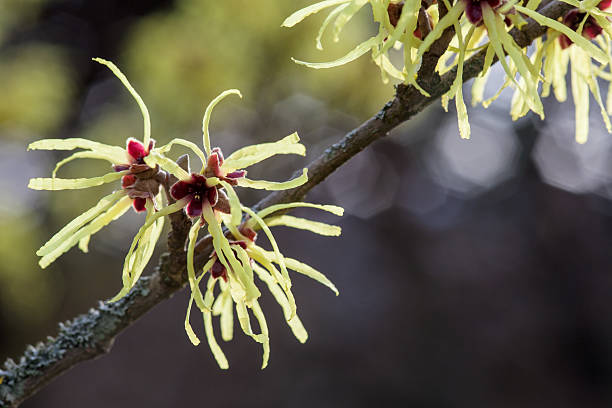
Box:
[184,202,343,369]
[283,0,426,85]
[168,148,243,218]
[27,59,166,285]
[514,0,612,143]
[120,89,310,304]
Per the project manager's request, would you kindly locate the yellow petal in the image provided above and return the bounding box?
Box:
[237,168,308,191]
[144,151,191,180]
[202,89,242,156]
[250,300,271,369]
[203,276,229,369]
[223,132,305,172]
[256,202,344,219]
[292,34,382,69]
[242,206,291,288]
[92,58,151,147]
[155,138,207,173]
[265,215,341,236]
[282,0,352,27]
[28,138,126,163]
[39,196,132,269]
[52,151,119,178]
[29,171,127,191]
[332,0,368,42]
[37,190,125,257]
[316,3,349,50]
[263,250,339,296]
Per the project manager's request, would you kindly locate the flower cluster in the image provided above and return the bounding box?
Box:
[184,203,342,368]
[284,0,612,143]
[28,59,343,367]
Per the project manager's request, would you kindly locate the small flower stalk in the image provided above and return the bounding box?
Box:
[284,0,612,142]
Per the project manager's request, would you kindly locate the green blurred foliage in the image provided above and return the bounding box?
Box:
[0,216,59,327]
[0,0,47,46]
[0,44,75,138]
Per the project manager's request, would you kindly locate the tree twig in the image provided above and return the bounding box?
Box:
[0,2,573,406]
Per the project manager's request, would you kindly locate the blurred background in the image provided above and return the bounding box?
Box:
[2,0,612,406]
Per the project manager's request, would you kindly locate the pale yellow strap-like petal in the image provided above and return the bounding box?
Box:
[253,263,308,343]
[242,206,291,288]
[265,215,341,236]
[471,69,490,107]
[78,235,91,253]
[52,151,119,178]
[282,0,352,27]
[184,258,214,346]
[237,168,308,191]
[256,202,344,221]
[202,203,261,302]
[571,47,591,144]
[186,219,207,310]
[39,196,132,269]
[203,276,229,369]
[219,286,234,342]
[202,89,242,156]
[292,34,382,69]
[251,300,271,369]
[118,200,165,295]
[248,246,290,291]
[316,3,349,50]
[332,0,368,41]
[372,52,405,82]
[493,11,544,118]
[155,138,207,173]
[456,26,474,139]
[93,58,151,147]
[108,199,187,302]
[222,132,305,172]
[234,245,260,305]
[218,181,244,227]
[28,138,126,163]
[37,190,125,256]
[249,246,298,319]
[264,250,339,296]
[235,299,268,344]
[144,151,191,181]
[29,171,127,191]
[131,201,165,284]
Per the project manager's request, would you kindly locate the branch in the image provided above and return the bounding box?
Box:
[0,2,572,406]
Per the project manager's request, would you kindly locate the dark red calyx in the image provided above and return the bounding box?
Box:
[211,259,227,281]
[126,138,154,164]
[559,9,603,49]
[463,0,507,26]
[170,173,231,218]
[202,147,247,186]
[120,165,164,212]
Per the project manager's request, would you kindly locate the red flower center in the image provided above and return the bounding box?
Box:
[170,173,223,218]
